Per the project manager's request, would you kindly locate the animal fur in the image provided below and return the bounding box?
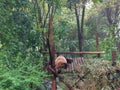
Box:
[55,55,67,69]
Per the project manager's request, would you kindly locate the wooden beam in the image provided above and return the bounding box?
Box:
[41,51,105,54]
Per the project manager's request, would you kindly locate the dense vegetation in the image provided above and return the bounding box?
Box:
[0,0,120,90]
[63,59,120,90]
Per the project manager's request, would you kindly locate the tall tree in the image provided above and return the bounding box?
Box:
[67,0,87,55]
[104,0,120,38]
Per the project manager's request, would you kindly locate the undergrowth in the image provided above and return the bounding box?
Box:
[63,58,120,90]
[0,50,48,90]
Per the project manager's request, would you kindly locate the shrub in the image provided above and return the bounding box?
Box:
[0,50,48,90]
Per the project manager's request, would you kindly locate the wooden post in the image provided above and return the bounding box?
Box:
[95,33,100,58]
[47,66,73,90]
[48,18,56,90]
[49,18,55,66]
[112,51,116,66]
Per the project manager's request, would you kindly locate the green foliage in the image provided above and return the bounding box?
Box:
[0,1,49,89]
[0,50,48,90]
[100,37,117,60]
[92,0,103,3]
[53,7,78,51]
[92,0,99,3]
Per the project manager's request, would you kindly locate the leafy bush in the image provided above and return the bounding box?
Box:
[0,50,48,90]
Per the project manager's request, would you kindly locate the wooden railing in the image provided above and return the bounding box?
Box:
[41,51,105,54]
[41,51,105,58]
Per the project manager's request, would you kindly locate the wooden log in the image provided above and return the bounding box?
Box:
[41,51,105,54]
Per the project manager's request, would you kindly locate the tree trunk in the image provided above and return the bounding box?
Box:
[74,2,86,56]
[48,5,56,90]
[74,4,82,56]
[48,18,56,90]
[81,2,86,40]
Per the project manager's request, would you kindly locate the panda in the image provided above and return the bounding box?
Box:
[55,55,67,69]
[55,55,73,69]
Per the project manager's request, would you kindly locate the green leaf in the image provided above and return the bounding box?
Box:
[92,0,99,3]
